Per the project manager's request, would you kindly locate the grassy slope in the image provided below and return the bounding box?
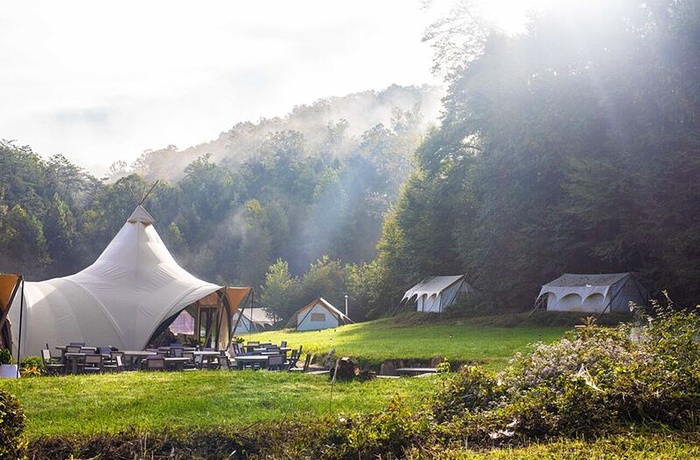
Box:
[240,317,567,370]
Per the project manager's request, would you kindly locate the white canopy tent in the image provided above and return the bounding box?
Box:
[402,274,474,313]
[535,273,648,314]
[8,206,224,358]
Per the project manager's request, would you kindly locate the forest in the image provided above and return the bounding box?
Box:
[1,0,698,322]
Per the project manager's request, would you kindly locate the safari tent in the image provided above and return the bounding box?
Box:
[534,273,648,314]
[402,274,474,313]
[6,205,250,358]
[232,308,278,334]
[287,298,353,332]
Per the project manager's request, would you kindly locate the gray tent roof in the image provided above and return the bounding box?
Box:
[542,273,631,289]
[402,274,471,302]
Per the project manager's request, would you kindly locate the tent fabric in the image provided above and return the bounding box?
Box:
[536,273,648,314]
[0,274,22,349]
[287,298,353,331]
[232,308,276,334]
[0,274,21,320]
[402,274,473,313]
[9,205,222,357]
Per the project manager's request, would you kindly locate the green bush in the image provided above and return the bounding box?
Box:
[0,389,26,460]
[20,356,44,377]
[421,305,700,443]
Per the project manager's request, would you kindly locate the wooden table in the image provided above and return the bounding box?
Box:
[63,352,86,374]
[122,350,157,369]
[234,354,269,370]
[164,357,191,371]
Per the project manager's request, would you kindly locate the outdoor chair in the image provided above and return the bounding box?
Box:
[289,353,312,373]
[41,348,65,375]
[217,355,232,370]
[280,340,287,348]
[182,351,197,370]
[145,356,165,371]
[82,354,103,373]
[285,349,298,367]
[267,354,286,371]
[65,345,82,354]
[171,347,184,358]
[103,354,124,372]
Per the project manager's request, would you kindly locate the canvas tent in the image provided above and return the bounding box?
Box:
[402,274,474,313]
[535,273,648,314]
[7,205,249,358]
[232,308,277,334]
[287,298,353,332]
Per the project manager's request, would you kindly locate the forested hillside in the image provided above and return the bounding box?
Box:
[373,0,700,311]
[2,0,699,322]
[0,85,439,320]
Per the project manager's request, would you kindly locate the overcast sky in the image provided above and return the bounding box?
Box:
[0,1,447,173]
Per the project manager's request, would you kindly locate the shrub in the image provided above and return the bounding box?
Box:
[20,356,44,377]
[0,389,26,460]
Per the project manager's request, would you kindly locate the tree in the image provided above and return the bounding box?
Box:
[260,259,299,321]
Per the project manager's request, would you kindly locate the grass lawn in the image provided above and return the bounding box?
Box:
[0,317,568,439]
[239,317,568,370]
[0,370,436,438]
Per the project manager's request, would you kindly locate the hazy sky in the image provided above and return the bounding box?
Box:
[0,1,445,172]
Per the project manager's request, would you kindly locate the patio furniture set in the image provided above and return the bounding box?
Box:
[40,341,310,374]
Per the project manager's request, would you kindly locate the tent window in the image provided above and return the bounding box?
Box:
[310,313,326,322]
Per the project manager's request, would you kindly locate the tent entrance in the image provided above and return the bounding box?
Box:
[148,287,252,350]
[0,274,22,350]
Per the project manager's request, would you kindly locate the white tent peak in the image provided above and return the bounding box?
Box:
[127,205,155,226]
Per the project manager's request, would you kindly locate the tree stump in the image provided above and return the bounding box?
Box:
[332,357,358,381]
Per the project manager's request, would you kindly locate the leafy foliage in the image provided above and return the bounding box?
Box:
[377,0,700,312]
[0,389,26,460]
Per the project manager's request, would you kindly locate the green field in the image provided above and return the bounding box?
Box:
[239,317,567,370]
[0,318,565,438]
[0,370,434,438]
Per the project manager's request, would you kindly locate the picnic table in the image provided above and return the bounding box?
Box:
[122,350,157,369]
[164,357,191,371]
[234,354,269,370]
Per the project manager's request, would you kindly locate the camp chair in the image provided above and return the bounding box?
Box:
[41,348,65,375]
[82,354,103,373]
[267,354,286,371]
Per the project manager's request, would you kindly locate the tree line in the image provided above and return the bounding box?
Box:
[2,0,699,321]
[371,0,700,312]
[0,86,435,321]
